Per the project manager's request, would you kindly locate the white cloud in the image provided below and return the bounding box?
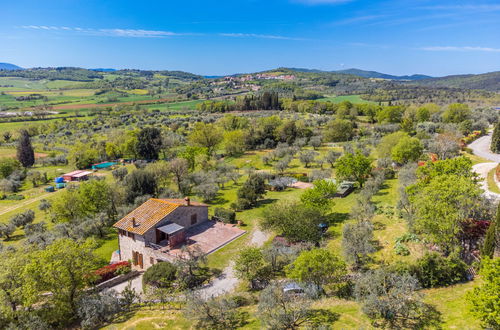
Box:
[420,46,500,53]
[18,25,302,41]
[421,5,500,11]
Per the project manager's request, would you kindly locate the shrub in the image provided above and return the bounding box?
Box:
[214,207,236,224]
[93,261,131,284]
[391,252,468,288]
[143,261,177,289]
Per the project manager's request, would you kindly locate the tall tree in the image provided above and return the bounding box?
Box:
[22,239,101,325]
[491,121,500,153]
[335,151,372,187]
[468,257,500,329]
[16,129,35,168]
[136,127,163,160]
[188,122,223,156]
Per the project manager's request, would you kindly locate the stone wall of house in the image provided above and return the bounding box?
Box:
[118,233,175,270]
[159,206,209,229]
[118,206,208,270]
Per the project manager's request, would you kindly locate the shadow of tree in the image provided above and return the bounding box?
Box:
[309,309,340,327]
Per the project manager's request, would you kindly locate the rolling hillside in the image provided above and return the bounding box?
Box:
[411,71,500,91]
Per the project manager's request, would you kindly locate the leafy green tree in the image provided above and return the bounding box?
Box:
[0,250,28,319]
[298,150,318,168]
[342,221,375,269]
[408,174,482,254]
[324,150,341,168]
[262,201,323,243]
[0,223,15,241]
[491,121,500,153]
[354,269,434,328]
[224,130,246,156]
[257,283,322,330]
[468,258,500,329]
[0,158,21,178]
[286,248,346,291]
[188,122,223,156]
[234,247,271,290]
[235,174,266,209]
[184,292,247,330]
[481,208,498,258]
[69,143,99,169]
[143,262,177,289]
[9,210,35,229]
[335,151,372,187]
[324,119,354,142]
[124,169,158,203]
[23,239,102,325]
[136,127,163,160]
[16,129,35,168]
[77,291,123,329]
[391,136,423,164]
[442,103,471,123]
[376,106,405,123]
[300,179,337,210]
[377,131,408,159]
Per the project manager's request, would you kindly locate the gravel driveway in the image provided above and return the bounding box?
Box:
[472,162,500,200]
[469,133,500,162]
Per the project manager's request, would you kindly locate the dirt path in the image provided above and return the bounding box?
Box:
[0,192,52,217]
[198,227,269,298]
[472,162,500,200]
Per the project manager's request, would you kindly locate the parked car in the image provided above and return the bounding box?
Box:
[335,181,355,198]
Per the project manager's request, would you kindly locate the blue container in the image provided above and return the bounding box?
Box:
[56,183,66,189]
[55,177,64,183]
[45,186,55,192]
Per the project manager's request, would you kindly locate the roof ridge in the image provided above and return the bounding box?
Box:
[151,198,178,206]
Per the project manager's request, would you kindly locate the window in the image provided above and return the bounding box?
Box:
[127,231,135,241]
[191,213,198,225]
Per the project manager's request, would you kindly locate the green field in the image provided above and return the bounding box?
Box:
[318,95,377,104]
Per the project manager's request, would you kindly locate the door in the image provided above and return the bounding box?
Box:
[138,253,143,269]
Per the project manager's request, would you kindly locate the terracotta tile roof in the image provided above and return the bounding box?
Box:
[160,198,208,207]
[113,199,180,235]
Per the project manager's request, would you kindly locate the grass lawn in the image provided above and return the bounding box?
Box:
[317,95,377,104]
[487,166,500,194]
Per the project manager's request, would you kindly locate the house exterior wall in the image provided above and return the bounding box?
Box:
[117,205,209,270]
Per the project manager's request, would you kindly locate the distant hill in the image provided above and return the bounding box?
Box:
[283,67,432,81]
[410,71,500,92]
[90,68,116,72]
[335,68,432,81]
[0,62,23,70]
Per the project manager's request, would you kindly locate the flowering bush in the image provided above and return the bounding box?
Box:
[93,261,131,284]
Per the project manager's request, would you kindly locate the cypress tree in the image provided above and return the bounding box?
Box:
[491,122,500,153]
[481,204,499,258]
[16,129,35,168]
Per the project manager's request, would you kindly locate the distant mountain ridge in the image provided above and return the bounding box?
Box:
[284,67,433,81]
[0,63,23,70]
[410,71,500,92]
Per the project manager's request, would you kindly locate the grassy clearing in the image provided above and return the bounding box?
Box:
[487,166,500,194]
[317,95,377,104]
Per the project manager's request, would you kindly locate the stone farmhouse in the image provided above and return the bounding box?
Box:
[113,197,209,270]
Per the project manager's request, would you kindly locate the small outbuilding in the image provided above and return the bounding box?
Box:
[62,170,92,182]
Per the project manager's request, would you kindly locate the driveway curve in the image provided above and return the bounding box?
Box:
[469,133,500,162]
[472,162,500,200]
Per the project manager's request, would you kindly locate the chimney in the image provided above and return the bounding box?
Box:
[184,197,190,206]
[131,217,136,227]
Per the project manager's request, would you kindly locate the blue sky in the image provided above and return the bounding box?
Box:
[1,0,499,76]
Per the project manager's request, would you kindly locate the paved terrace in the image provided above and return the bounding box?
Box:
[168,221,246,257]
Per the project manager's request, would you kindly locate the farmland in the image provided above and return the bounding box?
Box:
[0,66,498,329]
